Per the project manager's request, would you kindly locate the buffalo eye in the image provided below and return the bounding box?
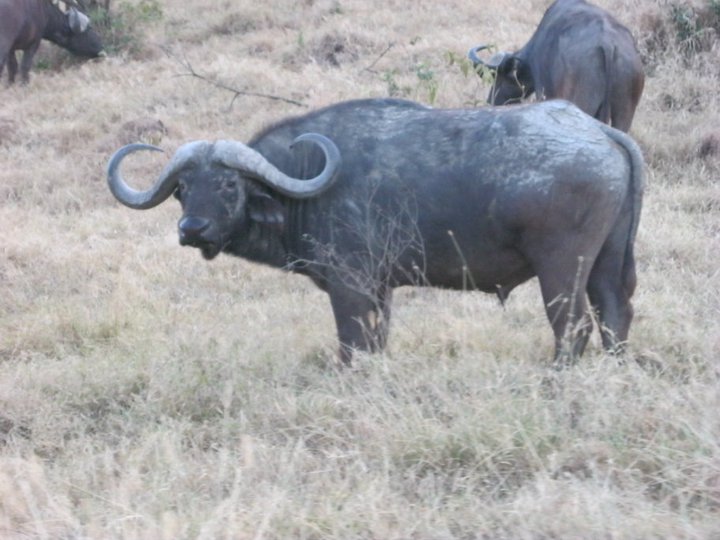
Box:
[223,179,237,191]
[174,181,186,200]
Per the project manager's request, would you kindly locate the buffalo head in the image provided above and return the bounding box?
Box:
[467,45,534,105]
[50,4,104,58]
[465,0,645,132]
[107,134,341,260]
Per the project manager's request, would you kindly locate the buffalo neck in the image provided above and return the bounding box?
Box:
[223,197,312,271]
[283,197,314,272]
[42,4,66,43]
[225,220,287,268]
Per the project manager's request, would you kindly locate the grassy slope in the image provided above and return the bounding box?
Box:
[1,0,719,537]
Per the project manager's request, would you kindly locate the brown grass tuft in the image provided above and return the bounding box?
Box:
[698,131,720,160]
[0,457,78,538]
[307,31,375,67]
[97,116,169,153]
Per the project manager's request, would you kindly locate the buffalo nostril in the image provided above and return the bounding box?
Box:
[178,216,211,245]
[179,216,210,233]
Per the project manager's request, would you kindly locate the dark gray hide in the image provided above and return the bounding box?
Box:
[0,0,103,84]
[468,0,644,132]
[107,98,644,365]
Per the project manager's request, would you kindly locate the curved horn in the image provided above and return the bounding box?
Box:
[213,133,341,199]
[468,45,508,70]
[107,141,210,209]
[468,44,491,66]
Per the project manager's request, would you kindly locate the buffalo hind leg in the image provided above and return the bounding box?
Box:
[609,76,643,133]
[587,234,636,354]
[328,284,393,365]
[532,253,594,366]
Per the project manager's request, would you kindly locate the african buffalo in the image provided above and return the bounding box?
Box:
[468,0,644,132]
[0,0,104,84]
[107,98,644,365]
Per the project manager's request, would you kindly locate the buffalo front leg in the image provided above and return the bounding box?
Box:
[328,284,393,365]
[7,52,19,84]
[19,44,40,84]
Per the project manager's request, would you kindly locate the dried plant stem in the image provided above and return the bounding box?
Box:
[162,46,307,109]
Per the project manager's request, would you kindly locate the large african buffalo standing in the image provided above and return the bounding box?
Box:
[0,0,104,84]
[107,98,644,365]
[468,0,644,132]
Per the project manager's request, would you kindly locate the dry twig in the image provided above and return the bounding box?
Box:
[361,42,395,74]
[162,46,307,109]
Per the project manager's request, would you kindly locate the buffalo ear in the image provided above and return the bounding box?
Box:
[514,58,533,87]
[496,54,519,76]
[248,192,285,232]
[497,56,533,95]
[486,51,511,71]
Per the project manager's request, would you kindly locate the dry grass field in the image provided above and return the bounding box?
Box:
[1,0,719,537]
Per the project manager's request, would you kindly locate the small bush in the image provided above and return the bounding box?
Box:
[91,0,163,58]
[639,0,720,68]
[670,1,718,56]
[668,1,719,55]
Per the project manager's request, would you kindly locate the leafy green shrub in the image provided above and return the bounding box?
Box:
[669,1,720,56]
[381,69,406,98]
[90,0,163,58]
[414,62,438,105]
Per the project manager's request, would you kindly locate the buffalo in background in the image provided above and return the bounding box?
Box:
[468,0,644,132]
[0,0,104,84]
[107,98,644,365]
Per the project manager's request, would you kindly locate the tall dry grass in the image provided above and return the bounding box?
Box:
[1,0,719,538]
